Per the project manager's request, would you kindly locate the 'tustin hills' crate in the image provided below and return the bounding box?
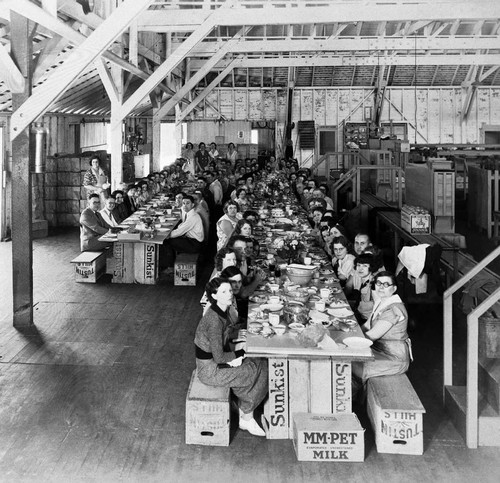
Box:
[71,251,106,283]
[293,413,365,462]
[401,205,431,234]
[175,253,198,286]
[367,374,426,455]
[185,370,230,446]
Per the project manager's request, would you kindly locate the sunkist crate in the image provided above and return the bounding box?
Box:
[185,370,230,446]
[111,242,135,283]
[134,243,159,284]
[175,253,198,286]
[293,413,365,462]
[367,374,425,455]
[71,251,106,283]
[401,205,432,234]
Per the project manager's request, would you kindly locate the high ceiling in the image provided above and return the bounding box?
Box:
[0,0,499,120]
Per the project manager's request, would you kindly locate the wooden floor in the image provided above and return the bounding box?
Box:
[0,228,499,482]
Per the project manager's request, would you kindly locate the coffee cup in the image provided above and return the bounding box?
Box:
[320,288,331,299]
[269,313,280,326]
[269,296,280,305]
[304,256,312,265]
[315,300,326,312]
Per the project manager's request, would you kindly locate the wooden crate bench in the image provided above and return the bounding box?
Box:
[71,251,106,283]
[175,253,199,286]
[185,370,231,446]
[367,374,426,455]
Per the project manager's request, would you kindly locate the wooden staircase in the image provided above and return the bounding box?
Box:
[443,244,500,447]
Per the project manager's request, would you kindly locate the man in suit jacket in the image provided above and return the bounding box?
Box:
[80,194,112,252]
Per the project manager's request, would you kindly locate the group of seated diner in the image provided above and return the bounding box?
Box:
[193,167,411,438]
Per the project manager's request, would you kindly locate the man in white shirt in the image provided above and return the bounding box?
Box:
[205,171,224,208]
[99,196,121,227]
[162,194,204,273]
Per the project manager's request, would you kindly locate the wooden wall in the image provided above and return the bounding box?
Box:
[0,114,148,234]
[186,120,253,146]
[192,87,500,165]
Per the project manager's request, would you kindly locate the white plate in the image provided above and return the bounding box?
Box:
[309,309,330,322]
[343,337,373,349]
[327,307,354,318]
[261,303,283,312]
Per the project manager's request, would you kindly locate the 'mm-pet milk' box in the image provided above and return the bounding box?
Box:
[293,413,365,462]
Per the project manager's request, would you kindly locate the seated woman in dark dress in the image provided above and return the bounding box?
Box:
[194,277,268,437]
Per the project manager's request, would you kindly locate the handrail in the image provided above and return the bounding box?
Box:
[442,243,500,448]
[331,164,403,211]
[465,286,500,448]
[299,152,314,169]
[331,166,358,210]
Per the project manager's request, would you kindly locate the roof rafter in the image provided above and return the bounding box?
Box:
[10,0,155,140]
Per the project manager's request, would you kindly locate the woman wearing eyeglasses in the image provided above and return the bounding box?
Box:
[352,270,412,400]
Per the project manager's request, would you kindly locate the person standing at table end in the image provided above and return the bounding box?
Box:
[161,194,204,275]
[79,194,112,252]
[83,155,110,204]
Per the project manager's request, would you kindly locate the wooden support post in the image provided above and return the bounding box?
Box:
[109,44,124,191]
[110,102,124,190]
[10,12,34,328]
[152,102,162,172]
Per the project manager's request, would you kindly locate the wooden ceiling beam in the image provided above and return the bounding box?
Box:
[479,65,500,83]
[190,53,500,70]
[177,59,240,124]
[153,27,248,120]
[32,34,68,83]
[138,2,500,30]
[10,0,155,141]
[184,36,500,55]
[95,57,120,104]
[0,43,25,92]
[116,14,218,124]
[6,0,174,102]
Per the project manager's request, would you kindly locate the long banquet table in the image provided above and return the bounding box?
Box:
[243,195,373,439]
[99,196,181,284]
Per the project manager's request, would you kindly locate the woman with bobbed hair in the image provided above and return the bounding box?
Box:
[330,235,355,283]
[216,200,240,250]
[344,253,378,322]
[234,187,250,211]
[194,277,268,437]
[214,247,238,273]
[352,271,412,399]
[233,218,253,238]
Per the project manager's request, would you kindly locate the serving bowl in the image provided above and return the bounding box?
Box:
[283,287,310,304]
[287,270,314,286]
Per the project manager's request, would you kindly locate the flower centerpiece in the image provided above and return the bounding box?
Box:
[272,233,305,264]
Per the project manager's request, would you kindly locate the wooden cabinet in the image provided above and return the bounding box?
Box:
[405,163,455,233]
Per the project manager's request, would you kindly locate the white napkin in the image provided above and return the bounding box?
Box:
[318,335,339,350]
[228,356,244,367]
[309,310,330,321]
